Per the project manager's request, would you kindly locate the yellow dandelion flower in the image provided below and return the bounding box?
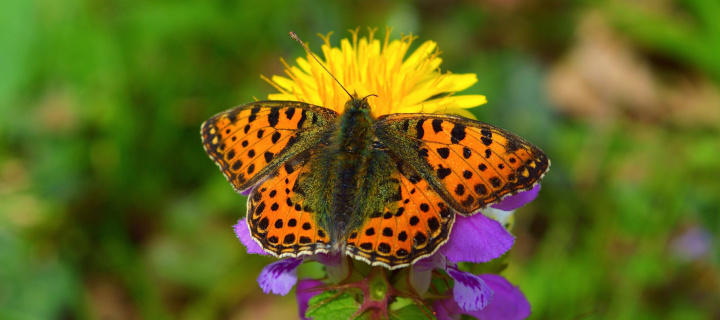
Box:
[262,28,487,118]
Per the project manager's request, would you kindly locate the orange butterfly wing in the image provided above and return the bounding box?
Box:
[344,159,455,269]
[201,101,337,193]
[245,148,333,257]
[375,114,549,215]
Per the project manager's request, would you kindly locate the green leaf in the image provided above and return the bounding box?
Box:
[306,291,360,320]
[390,302,436,320]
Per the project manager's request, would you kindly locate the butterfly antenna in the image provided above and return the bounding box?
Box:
[290,31,353,99]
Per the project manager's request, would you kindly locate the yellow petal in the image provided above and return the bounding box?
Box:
[261,30,484,116]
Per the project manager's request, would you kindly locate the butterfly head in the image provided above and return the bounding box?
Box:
[344,93,377,113]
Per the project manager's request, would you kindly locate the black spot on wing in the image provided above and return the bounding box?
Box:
[409,216,420,226]
[227,110,238,122]
[271,131,281,144]
[463,147,472,159]
[505,140,520,153]
[284,162,295,174]
[398,231,408,242]
[437,147,450,159]
[264,151,274,163]
[413,232,427,245]
[437,166,452,179]
[268,108,280,127]
[232,160,242,170]
[481,128,492,138]
[481,137,492,146]
[418,148,429,158]
[490,177,502,188]
[258,217,269,229]
[415,119,425,139]
[475,183,488,195]
[450,123,466,143]
[427,217,440,232]
[431,119,443,133]
[382,227,393,237]
[297,111,308,128]
[284,108,296,120]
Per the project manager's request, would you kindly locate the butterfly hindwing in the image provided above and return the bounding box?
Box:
[375,113,549,215]
[345,154,455,269]
[201,101,338,192]
[246,148,332,258]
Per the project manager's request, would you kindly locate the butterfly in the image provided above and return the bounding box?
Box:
[201,95,549,269]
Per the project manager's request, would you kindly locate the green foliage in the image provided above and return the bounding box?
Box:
[390,303,435,320]
[604,0,720,81]
[306,291,360,320]
[1,0,718,319]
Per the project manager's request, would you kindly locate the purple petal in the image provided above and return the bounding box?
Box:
[466,274,531,320]
[440,213,514,263]
[311,253,342,267]
[491,184,540,211]
[433,299,462,320]
[410,266,433,295]
[240,188,253,196]
[433,274,530,320]
[409,254,446,295]
[233,218,269,255]
[296,279,325,320]
[413,253,447,273]
[311,253,348,283]
[257,258,303,295]
[447,266,494,311]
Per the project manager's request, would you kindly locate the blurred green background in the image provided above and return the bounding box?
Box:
[1,0,718,319]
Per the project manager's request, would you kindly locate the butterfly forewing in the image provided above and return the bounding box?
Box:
[201,101,338,192]
[375,113,549,215]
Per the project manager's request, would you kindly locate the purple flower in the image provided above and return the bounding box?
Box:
[257,258,303,295]
[296,279,325,320]
[447,265,494,311]
[233,218,268,255]
[439,185,540,263]
[440,213,515,263]
[235,218,300,295]
[235,218,347,294]
[491,184,540,211]
[435,273,530,320]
